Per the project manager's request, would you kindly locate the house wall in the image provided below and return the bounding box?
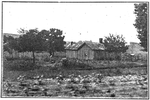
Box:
[77,44,94,60]
[66,50,77,58]
[66,44,107,60]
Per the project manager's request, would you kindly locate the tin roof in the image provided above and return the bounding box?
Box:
[65,41,105,50]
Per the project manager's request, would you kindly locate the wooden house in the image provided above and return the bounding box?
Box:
[65,41,105,60]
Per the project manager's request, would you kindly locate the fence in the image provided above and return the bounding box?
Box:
[3,51,66,61]
[3,50,147,62]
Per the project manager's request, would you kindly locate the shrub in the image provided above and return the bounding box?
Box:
[43,56,51,62]
[61,58,68,67]
[61,58,93,69]
[115,68,122,75]
[20,56,33,61]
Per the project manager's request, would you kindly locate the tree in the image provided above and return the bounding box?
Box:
[3,35,20,53]
[37,29,50,51]
[104,34,128,60]
[18,28,41,64]
[134,3,148,51]
[3,35,13,53]
[39,28,65,56]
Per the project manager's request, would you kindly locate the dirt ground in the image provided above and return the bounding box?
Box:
[2,60,148,98]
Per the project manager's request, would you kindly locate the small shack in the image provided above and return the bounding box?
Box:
[65,41,105,60]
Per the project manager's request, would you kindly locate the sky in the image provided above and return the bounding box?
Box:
[3,2,140,44]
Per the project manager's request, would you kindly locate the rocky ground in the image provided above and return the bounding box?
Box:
[2,73,148,98]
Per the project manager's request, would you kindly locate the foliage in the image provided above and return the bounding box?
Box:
[18,28,41,52]
[3,35,20,53]
[4,28,66,63]
[39,28,66,56]
[3,35,13,44]
[3,43,12,53]
[61,58,94,69]
[104,34,128,53]
[134,3,148,51]
[17,28,43,64]
[43,56,51,62]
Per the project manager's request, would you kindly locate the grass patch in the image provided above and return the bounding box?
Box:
[3,60,41,71]
[3,58,147,82]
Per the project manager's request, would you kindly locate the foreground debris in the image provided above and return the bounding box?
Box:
[3,73,148,98]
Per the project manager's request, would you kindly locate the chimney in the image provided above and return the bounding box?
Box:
[99,38,103,43]
[71,41,74,45]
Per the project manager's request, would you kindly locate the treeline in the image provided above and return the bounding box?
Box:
[4,28,130,63]
[4,28,66,64]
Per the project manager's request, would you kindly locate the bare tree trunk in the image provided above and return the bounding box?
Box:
[32,51,35,64]
[104,51,106,61]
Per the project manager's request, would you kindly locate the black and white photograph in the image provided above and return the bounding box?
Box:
[2,1,149,98]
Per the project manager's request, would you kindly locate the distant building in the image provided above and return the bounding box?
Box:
[126,42,147,55]
[65,39,105,60]
[126,42,148,60]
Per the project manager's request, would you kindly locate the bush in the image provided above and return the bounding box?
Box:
[115,68,122,75]
[20,56,33,61]
[61,58,93,69]
[43,56,51,62]
[61,58,68,67]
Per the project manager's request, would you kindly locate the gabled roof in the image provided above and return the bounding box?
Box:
[65,41,105,50]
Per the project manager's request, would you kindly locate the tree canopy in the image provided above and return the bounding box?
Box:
[39,28,65,56]
[3,35,20,53]
[104,33,128,53]
[5,28,66,63]
[18,28,41,64]
[134,3,148,51]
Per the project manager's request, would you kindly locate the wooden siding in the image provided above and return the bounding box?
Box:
[77,44,94,59]
[66,50,77,58]
[66,44,106,60]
